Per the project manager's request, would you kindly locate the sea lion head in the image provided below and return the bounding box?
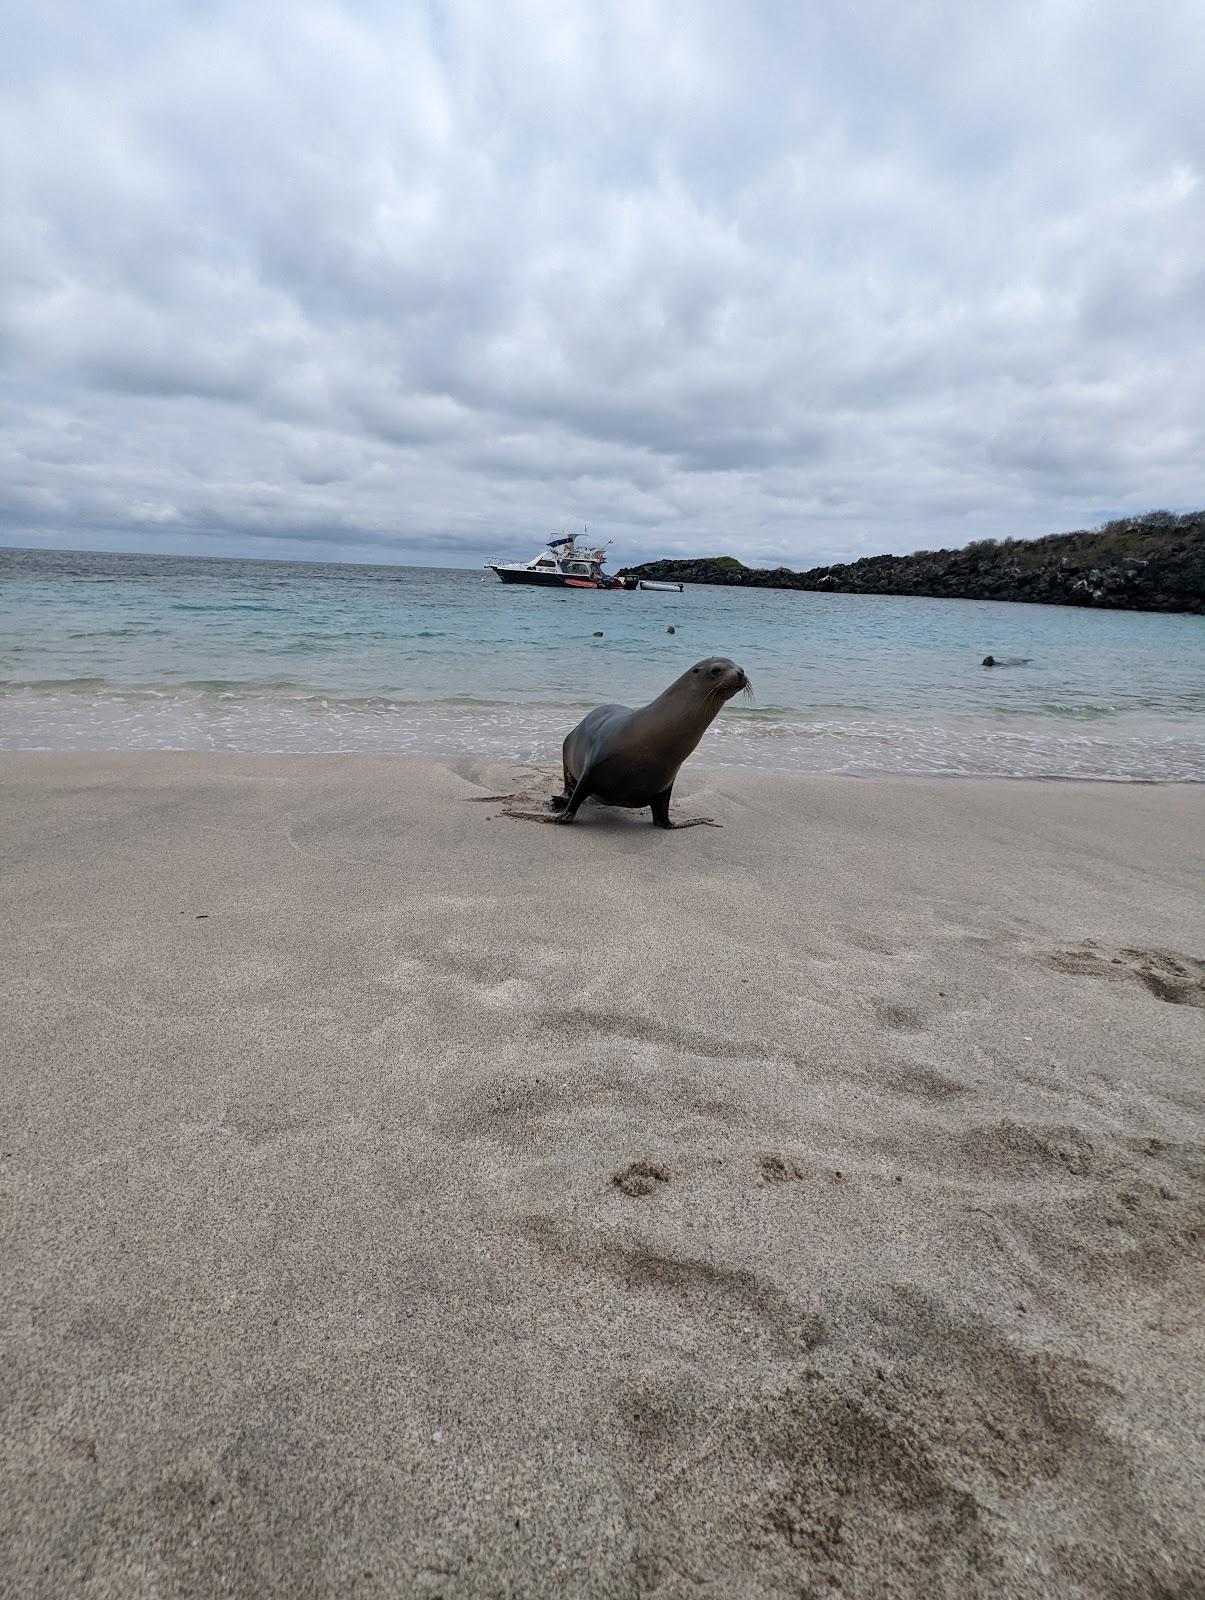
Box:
[685,656,749,702]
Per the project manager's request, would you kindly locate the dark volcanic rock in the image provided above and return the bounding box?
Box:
[618,511,1205,614]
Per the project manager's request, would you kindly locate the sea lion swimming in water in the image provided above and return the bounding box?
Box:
[982,655,1031,667]
[548,657,749,827]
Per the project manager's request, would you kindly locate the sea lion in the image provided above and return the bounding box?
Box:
[548,656,749,827]
[667,626,676,634]
[982,655,1031,667]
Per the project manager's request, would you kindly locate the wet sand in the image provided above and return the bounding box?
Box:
[2,753,1203,1598]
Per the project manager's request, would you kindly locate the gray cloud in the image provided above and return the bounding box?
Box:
[1,0,1203,569]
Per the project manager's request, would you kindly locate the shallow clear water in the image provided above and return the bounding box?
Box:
[3,547,1204,779]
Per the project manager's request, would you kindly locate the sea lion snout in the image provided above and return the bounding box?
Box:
[690,656,748,698]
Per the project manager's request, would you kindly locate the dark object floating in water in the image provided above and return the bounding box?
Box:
[593,631,604,637]
[982,655,1032,667]
[667,626,676,634]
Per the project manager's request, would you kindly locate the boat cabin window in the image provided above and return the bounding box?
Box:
[567,562,590,575]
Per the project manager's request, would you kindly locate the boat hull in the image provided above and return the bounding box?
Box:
[490,565,616,589]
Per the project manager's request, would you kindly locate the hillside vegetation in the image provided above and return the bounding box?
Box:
[619,510,1205,614]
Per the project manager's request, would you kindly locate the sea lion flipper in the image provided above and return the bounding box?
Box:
[555,769,594,824]
[652,787,722,828]
[650,788,674,828]
[547,759,577,812]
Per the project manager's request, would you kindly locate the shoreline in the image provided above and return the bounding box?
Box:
[3,745,1204,786]
[4,711,1205,783]
[4,752,1203,1597]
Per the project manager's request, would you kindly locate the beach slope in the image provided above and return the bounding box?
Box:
[3,754,1203,1598]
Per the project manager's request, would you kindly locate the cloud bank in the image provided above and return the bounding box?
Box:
[2,0,1203,567]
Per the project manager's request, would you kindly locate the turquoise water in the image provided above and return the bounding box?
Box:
[2,546,1204,778]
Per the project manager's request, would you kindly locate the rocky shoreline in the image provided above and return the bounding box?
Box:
[619,510,1205,613]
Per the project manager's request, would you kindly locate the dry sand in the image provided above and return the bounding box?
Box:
[2,752,1203,1599]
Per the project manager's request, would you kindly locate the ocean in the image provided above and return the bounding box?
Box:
[2,546,1204,780]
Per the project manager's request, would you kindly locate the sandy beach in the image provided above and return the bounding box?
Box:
[2,752,1203,1598]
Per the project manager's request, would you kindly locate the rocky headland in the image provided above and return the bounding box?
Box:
[619,509,1205,613]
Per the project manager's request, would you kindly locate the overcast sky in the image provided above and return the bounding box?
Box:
[2,1,1203,570]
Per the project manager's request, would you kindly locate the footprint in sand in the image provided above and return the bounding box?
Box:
[1039,942,1205,1008]
[879,1063,971,1103]
[613,1161,670,1197]
[874,1001,929,1033]
[758,1154,808,1184]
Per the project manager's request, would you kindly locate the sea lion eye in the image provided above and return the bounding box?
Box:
[710,665,721,676]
